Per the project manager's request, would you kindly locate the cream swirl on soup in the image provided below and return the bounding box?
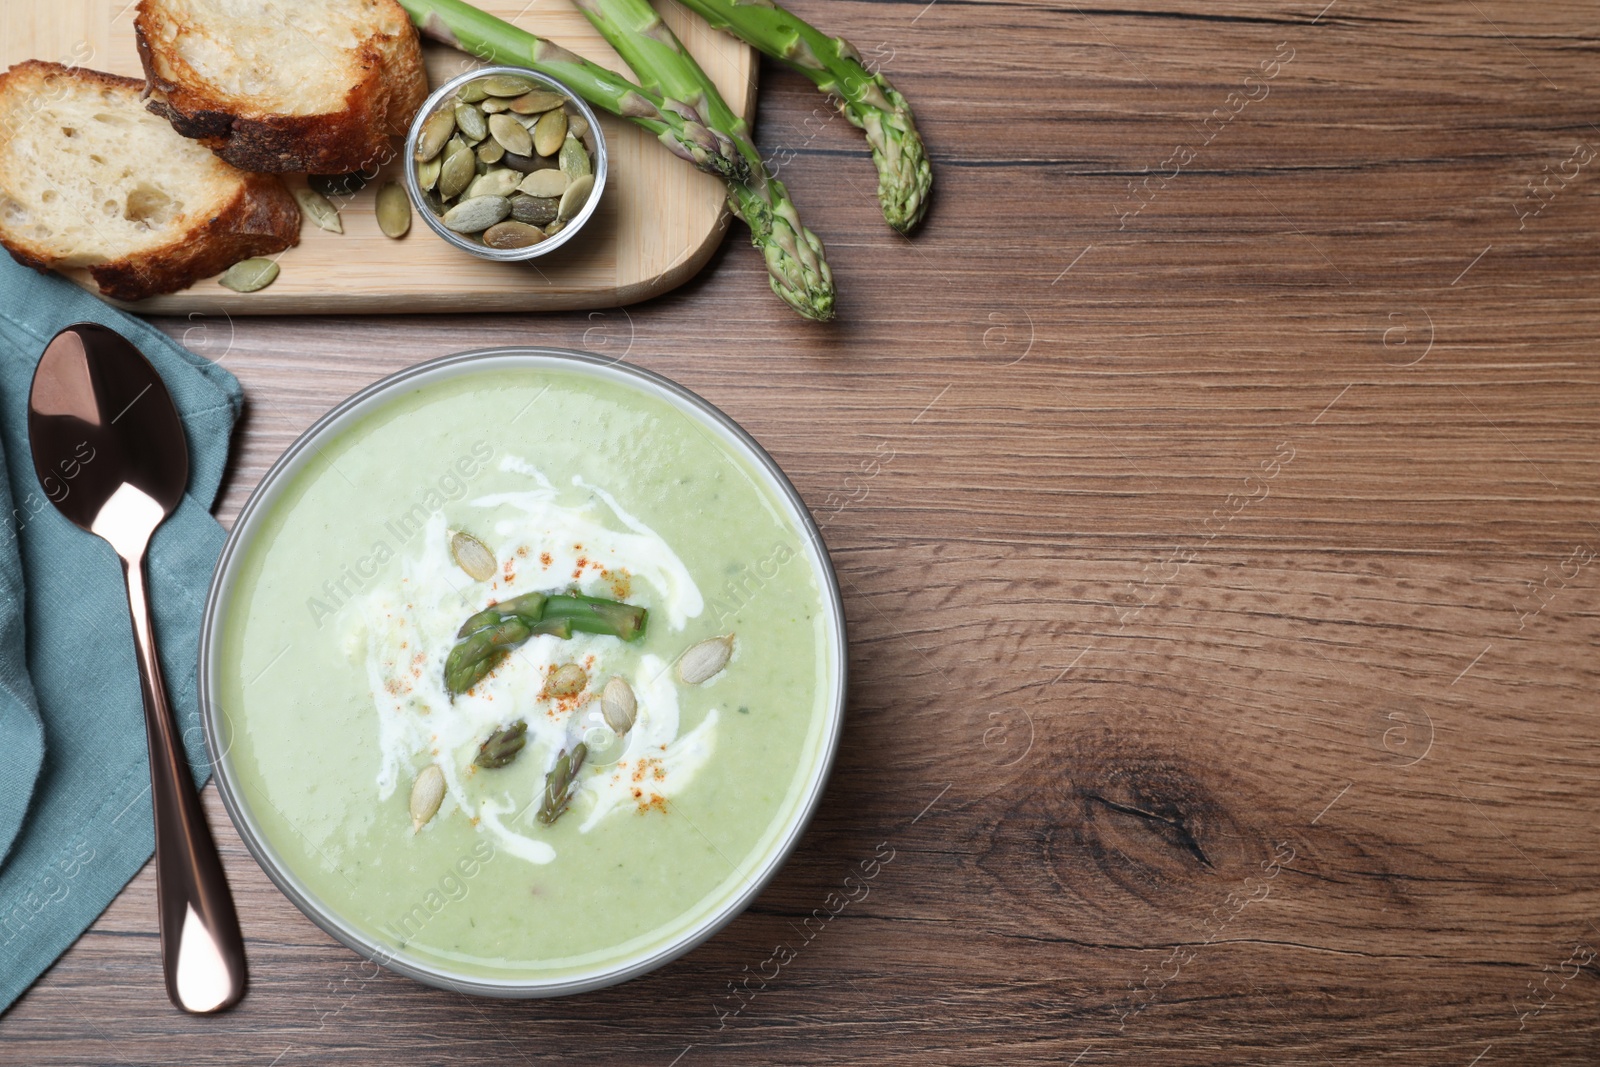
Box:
[354,457,718,865]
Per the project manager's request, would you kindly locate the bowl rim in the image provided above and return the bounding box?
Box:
[198,346,848,997]
[403,65,610,262]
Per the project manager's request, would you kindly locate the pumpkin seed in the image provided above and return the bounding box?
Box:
[532,108,567,157]
[454,102,487,142]
[449,530,496,580]
[482,220,546,249]
[518,169,568,198]
[488,112,533,156]
[678,634,733,684]
[601,677,637,734]
[468,168,522,199]
[480,74,537,97]
[293,187,342,233]
[438,145,476,200]
[219,258,279,293]
[409,765,445,832]
[477,138,505,165]
[414,107,456,162]
[442,195,511,233]
[510,194,558,226]
[416,154,441,191]
[558,174,595,221]
[422,76,600,254]
[309,171,368,197]
[511,90,567,114]
[501,150,552,174]
[376,181,411,238]
[559,135,591,179]
[546,663,587,699]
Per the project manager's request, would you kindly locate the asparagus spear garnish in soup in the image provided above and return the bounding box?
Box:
[540,593,649,639]
[538,743,589,826]
[473,719,528,769]
[444,592,648,696]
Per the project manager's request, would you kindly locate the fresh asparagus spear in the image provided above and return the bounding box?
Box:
[563,0,836,321]
[444,592,647,696]
[403,0,834,320]
[395,0,747,181]
[671,0,931,234]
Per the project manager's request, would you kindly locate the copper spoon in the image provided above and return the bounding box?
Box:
[28,322,246,1013]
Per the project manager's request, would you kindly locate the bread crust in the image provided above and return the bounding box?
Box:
[83,171,302,301]
[135,0,428,174]
[0,58,142,101]
[0,60,302,301]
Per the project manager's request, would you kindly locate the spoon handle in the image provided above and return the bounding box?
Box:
[119,552,248,1013]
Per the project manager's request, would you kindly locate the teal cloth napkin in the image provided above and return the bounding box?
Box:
[0,257,242,1012]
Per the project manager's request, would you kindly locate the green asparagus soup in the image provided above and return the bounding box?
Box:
[212,361,839,984]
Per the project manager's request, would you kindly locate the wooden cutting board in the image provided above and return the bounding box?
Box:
[0,1,755,314]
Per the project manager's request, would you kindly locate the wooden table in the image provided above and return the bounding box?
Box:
[7,1,1600,1062]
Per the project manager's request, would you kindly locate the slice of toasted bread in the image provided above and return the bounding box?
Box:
[0,61,301,301]
[135,0,428,174]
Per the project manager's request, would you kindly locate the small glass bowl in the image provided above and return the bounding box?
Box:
[403,65,609,263]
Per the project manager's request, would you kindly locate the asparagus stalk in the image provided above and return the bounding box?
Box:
[444,592,648,697]
[401,0,832,320]
[672,0,931,234]
[396,0,747,181]
[542,592,650,640]
[568,0,835,321]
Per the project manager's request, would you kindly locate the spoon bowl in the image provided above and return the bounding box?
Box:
[28,322,246,1015]
[28,322,188,531]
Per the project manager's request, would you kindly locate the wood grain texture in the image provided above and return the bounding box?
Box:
[6,0,1600,1062]
[0,1,754,313]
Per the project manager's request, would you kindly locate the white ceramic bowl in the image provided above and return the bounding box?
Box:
[199,348,846,996]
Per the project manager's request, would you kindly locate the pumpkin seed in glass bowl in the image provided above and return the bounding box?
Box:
[404,66,607,263]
